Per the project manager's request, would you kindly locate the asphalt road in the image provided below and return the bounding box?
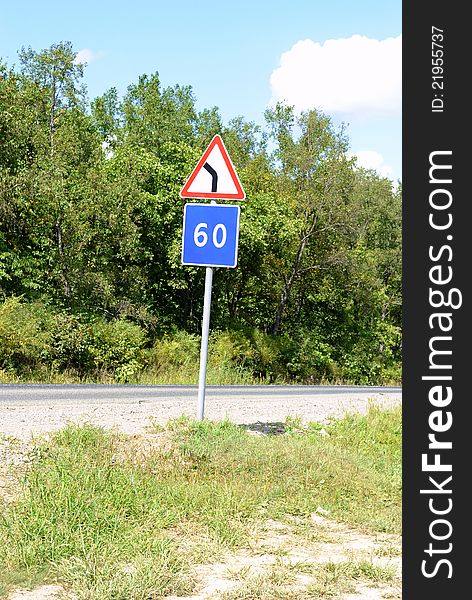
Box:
[0,384,401,404]
[0,385,402,440]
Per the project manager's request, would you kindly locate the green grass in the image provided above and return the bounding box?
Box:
[0,363,264,385]
[0,406,401,599]
[304,559,397,599]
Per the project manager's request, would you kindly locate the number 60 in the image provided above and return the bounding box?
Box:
[194,223,227,248]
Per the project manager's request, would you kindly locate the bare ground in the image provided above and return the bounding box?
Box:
[164,513,402,600]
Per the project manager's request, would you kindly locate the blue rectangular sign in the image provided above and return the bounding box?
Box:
[182,203,240,268]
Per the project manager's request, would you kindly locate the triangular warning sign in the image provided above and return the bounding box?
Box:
[180,135,245,200]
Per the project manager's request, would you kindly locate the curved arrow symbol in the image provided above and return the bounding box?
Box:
[203,162,218,193]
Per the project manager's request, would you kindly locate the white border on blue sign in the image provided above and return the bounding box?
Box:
[181,202,241,268]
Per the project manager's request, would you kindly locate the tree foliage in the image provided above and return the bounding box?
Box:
[0,42,402,384]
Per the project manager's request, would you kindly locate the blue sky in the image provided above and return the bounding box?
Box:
[1,0,401,181]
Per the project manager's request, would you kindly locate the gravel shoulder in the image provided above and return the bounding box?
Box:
[0,386,401,441]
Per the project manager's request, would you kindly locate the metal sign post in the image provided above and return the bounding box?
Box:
[197,265,213,420]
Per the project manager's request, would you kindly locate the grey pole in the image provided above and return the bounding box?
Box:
[197,265,213,420]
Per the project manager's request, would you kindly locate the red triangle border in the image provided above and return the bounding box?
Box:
[180,135,246,200]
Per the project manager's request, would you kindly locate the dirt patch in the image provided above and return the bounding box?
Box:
[165,515,401,599]
[7,585,76,600]
[342,583,401,599]
[306,513,402,571]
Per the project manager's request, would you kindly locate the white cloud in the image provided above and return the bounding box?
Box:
[270,34,401,116]
[348,150,393,178]
[74,48,97,65]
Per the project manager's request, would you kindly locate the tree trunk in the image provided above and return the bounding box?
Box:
[271,236,307,335]
[54,219,70,298]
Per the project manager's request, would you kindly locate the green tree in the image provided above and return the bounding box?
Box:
[91,87,120,142]
[264,104,354,335]
[120,73,197,152]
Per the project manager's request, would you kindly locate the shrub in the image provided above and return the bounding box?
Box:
[87,318,147,381]
[147,330,200,377]
[48,312,93,372]
[206,327,279,381]
[0,298,149,380]
[208,328,337,384]
[0,297,52,370]
[279,332,336,383]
